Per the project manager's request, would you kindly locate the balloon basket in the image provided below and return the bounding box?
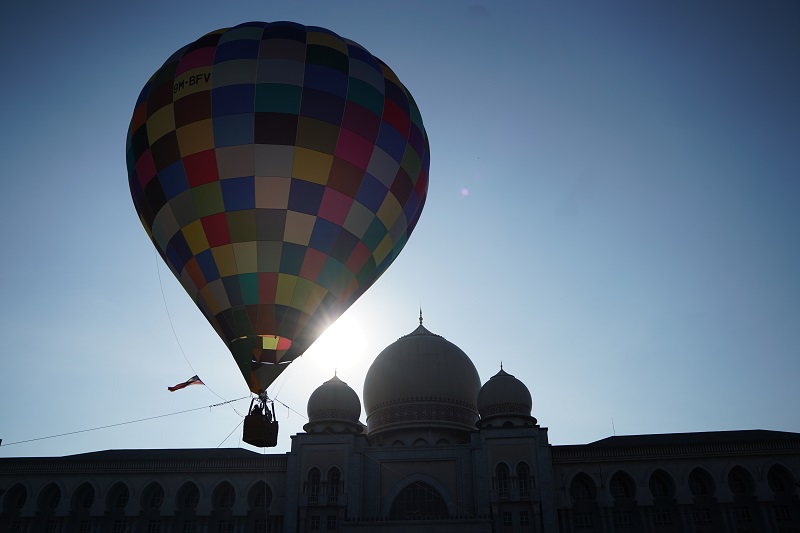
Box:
[243,415,279,448]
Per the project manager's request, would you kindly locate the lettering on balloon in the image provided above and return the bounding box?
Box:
[173,72,212,95]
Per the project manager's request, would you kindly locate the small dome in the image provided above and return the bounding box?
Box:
[363,323,481,439]
[304,375,362,433]
[477,367,536,427]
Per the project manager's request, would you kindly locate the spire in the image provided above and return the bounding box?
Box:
[419,307,423,326]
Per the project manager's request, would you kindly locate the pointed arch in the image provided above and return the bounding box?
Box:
[139,480,165,533]
[727,465,754,496]
[388,481,448,520]
[71,482,95,512]
[609,470,636,502]
[212,481,236,510]
[570,472,596,503]
[726,465,762,528]
[516,462,533,496]
[769,463,797,527]
[383,473,454,518]
[569,472,598,530]
[648,469,675,500]
[767,464,795,494]
[246,480,273,533]
[327,466,342,498]
[38,482,62,512]
[3,483,28,513]
[248,480,272,509]
[175,481,201,533]
[307,467,322,504]
[106,482,130,512]
[495,462,511,498]
[141,481,165,510]
[1,482,28,531]
[648,469,678,529]
[177,481,200,510]
[688,467,715,497]
[608,470,638,529]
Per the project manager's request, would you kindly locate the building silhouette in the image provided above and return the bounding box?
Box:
[2,321,799,532]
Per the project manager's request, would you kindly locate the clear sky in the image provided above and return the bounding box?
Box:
[1,1,798,457]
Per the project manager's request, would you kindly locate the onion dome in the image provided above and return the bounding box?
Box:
[477,366,537,428]
[363,318,481,443]
[304,375,363,434]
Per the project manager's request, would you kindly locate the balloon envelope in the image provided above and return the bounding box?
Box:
[126,22,429,393]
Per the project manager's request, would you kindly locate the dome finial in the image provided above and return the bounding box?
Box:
[419,307,423,326]
[500,361,503,370]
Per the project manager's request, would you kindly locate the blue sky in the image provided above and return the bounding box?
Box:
[1,1,798,457]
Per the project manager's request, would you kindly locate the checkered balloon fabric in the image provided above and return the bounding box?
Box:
[126,22,429,392]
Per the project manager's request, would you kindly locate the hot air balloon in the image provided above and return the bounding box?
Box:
[126,21,429,444]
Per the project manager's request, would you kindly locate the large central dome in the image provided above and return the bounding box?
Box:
[363,322,481,441]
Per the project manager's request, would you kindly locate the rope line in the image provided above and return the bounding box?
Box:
[0,396,249,447]
[217,418,245,448]
[154,248,245,417]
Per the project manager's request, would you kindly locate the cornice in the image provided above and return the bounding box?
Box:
[0,455,288,474]
[552,439,800,463]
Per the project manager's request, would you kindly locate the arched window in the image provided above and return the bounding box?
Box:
[246,481,272,533]
[213,482,236,510]
[142,482,164,510]
[307,468,321,504]
[687,468,716,527]
[211,483,236,533]
[107,483,129,511]
[728,466,760,527]
[649,469,675,500]
[3,484,27,513]
[570,473,596,503]
[177,483,200,510]
[688,468,715,497]
[71,483,95,511]
[768,465,794,494]
[328,467,342,498]
[570,474,597,529]
[175,482,200,533]
[249,481,272,509]
[609,471,637,529]
[33,483,62,533]
[728,466,753,496]
[105,482,129,533]
[495,463,510,498]
[769,464,797,526]
[648,470,676,528]
[38,483,61,512]
[610,471,635,501]
[516,463,532,496]
[140,482,164,533]
[1,483,27,533]
[389,481,448,520]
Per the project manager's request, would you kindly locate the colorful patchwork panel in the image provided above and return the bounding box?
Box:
[126,21,429,393]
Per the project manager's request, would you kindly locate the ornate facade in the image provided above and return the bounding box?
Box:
[2,323,799,532]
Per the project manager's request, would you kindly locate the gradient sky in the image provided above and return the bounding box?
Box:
[1,1,798,457]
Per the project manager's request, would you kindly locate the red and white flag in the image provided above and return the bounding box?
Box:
[168,375,204,392]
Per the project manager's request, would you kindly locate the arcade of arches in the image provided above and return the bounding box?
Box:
[2,323,799,532]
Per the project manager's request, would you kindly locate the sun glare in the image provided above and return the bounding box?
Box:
[304,314,366,373]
